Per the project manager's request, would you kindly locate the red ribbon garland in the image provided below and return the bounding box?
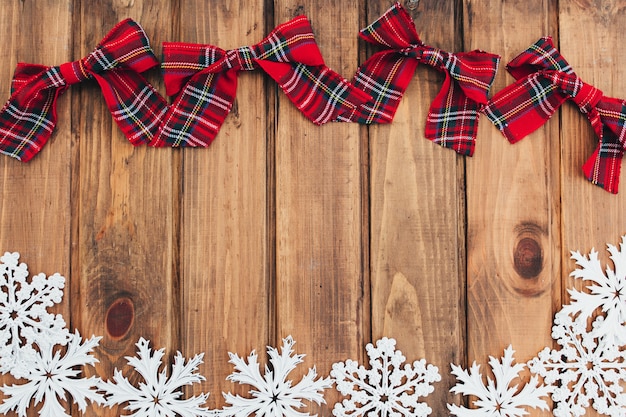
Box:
[1,4,621,193]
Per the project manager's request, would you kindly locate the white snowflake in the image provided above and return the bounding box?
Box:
[0,251,70,378]
[528,313,626,417]
[100,337,211,417]
[218,335,332,417]
[330,337,440,417]
[0,330,103,417]
[448,345,551,417]
[560,235,626,346]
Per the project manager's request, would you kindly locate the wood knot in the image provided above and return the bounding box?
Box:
[513,237,543,279]
[105,298,134,340]
[508,223,550,297]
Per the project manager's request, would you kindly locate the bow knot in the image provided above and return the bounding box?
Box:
[0,18,160,161]
[485,36,626,193]
[545,71,603,114]
[57,59,91,85]
[222,47,257,71]
[338,2,500,156]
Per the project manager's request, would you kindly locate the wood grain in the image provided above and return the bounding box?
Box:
[1,2,626,416]
[368,0,465,411]
[72,2,177,417]
[274,0,367,412]
[463,2,560,416]
[0,2,73,415]
[559,3,626,415]
[178,0,271,408]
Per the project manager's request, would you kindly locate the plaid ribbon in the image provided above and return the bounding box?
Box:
[484,37,626,193]
[337,2,500,156]
[0,19,161,162]
[153,15,370,147]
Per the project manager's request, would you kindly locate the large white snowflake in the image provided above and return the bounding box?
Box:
[560,235,626,346]
[330,337,440,417]
[0,330,103,417]
[218,335,332,417]
[0,251,70,378]
[100,337,212,417]
[528,313,626,417]
[448,345,551,417]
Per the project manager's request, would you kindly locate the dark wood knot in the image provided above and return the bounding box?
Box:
[513,237,543,279]
[105,298,134,340]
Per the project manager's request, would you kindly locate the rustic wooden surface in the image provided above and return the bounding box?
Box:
[0,1,625,416]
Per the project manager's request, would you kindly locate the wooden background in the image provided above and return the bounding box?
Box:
[0,0,625,416]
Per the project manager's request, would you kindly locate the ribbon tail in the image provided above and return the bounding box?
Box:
[581,98,626,193]
[581,133,623,194]
[92,70,168,146]
[258,60,370,125]
[425,73,480,156]
[153,69,237,147]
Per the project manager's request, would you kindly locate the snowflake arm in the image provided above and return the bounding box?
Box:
[0,252,70,378]
[331,337,440,417]
[100,337,211,417]
[220,336,332,417]
[561,236,626,345]
[448,345,551,417]
[0,330,103,417]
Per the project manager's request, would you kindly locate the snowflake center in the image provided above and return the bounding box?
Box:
[379,394,389,403]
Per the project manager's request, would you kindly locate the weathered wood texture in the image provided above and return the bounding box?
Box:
[0,1,625,416]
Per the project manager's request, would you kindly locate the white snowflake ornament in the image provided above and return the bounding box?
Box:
[100,337,212,417]
[528,313,626,417]
[448,345,551,417]
[0,330,103,417]
[560,235,626,346]
[0,251,70,378]
[219,335,332,417]
[330,337,440,417]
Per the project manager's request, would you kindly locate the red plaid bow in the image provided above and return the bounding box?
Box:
[485,37,626,193]
[0,19,160,162]
[152,15,370,147]
[337,2,500,156]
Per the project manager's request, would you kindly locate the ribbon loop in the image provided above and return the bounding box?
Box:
[0,18,160,161]
[338,2,500,156]
[485,36,626,193]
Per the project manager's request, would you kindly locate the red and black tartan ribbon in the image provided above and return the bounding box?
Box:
[337,2,500,156]
[484,37,626,193]
[0,19,162,162]
[153,15,370,147]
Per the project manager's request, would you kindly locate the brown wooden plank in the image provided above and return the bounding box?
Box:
[274,1,366,413]
[178,0,271,409]
[0,1,73,415]
[368,1,465,414]
[560,3,626,416]
[463,1,560,416]
[73,2,177,416]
